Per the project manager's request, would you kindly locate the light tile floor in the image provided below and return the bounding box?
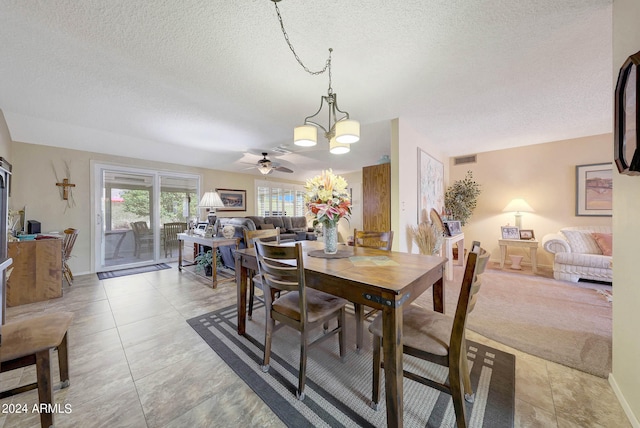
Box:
[0,266,630,427]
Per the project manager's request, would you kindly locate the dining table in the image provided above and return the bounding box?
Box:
[234,240,447,428]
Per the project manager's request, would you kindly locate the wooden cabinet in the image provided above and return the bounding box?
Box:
[7,239,62,306]
[362,163,391,232]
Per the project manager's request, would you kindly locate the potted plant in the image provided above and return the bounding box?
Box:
[195,250,214,276]
[444,171,481,226]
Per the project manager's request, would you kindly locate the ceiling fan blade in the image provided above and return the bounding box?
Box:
[274,166,293,173]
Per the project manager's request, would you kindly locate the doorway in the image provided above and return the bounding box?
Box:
[93,163,199,271]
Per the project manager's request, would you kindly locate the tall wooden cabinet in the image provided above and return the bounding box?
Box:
[7,239,62,306]
[362,163,391,232]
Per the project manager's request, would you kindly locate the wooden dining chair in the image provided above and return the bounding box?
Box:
[369,244,490,428]
[130,221,153,257]
[354,229,394,251]
[244,228,280,320]
[61,228,79,286]
[352,228,394,352]
[254,240,348,401]
[163,222,187,257]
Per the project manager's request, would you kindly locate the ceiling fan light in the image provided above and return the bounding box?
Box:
[294,125,317,147]
[258,164,272,175]
[335,119,360,144]
[329,137,350,155]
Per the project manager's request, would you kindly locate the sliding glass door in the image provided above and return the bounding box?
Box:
[94,163,199,271]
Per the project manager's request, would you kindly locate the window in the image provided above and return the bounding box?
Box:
[255,180,306,217]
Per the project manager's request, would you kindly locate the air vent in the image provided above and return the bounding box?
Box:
[271,145,292,155]
[454,155,477,165]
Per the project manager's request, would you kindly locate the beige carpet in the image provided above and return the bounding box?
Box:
[415,264,612,378]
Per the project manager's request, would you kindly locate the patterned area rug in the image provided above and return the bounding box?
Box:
[96,263,171,279]
[188,304,515,427]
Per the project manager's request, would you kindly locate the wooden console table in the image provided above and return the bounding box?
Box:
[7,238,63,306]
[177,233,239,288]
[499,238,539,273]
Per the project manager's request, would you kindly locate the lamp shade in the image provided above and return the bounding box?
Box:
[199,191,224,209]
[294,125,318,147]
[335,119,360,144]
[502,198,534,213]
[329,137,350,154]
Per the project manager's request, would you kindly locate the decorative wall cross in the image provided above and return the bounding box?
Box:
[56,178,76,200]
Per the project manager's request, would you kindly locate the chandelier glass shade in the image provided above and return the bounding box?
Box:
[329,136,350,155]
[293,124,317,147]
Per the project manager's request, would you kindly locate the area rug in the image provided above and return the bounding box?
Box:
[415,266,612,378]
[188,304,515,428]
[96,263,171,279]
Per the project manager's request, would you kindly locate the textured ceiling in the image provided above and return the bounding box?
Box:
[0,0,613,180]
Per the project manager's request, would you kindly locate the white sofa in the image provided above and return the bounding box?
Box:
[542,226,612,283]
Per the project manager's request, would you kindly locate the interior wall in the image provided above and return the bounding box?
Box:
[0,110,11,160]
[10,141,299,275]
[448,134,612,267]
[395,118,449,254]
[612,0,640,423]
[338,170,363,243]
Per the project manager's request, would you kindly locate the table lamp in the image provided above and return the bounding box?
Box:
[502,198,534,229]
[199,191,225,228]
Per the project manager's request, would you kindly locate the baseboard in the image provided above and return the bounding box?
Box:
[609,373,640,428]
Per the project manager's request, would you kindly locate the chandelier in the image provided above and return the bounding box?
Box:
[272,0,360,154]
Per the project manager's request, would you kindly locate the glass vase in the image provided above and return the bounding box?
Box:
[323,222,338,254]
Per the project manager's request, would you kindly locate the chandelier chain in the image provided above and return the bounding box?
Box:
[273,1,332,81]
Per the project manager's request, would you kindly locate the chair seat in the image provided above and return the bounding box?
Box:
[1,312,74,362]
[369,304,453,357]
[273,289,348,323]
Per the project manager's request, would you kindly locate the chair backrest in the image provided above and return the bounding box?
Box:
[163,222,186,241]
[429,208,445,237]
[450,244,490,351]
[62,228,79,260]
[354,229,394,251]
[130,221,149,237]
[254,240,307,314]
[244,228,280,248]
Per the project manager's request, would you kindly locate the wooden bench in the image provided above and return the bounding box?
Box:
[1,312,73,428]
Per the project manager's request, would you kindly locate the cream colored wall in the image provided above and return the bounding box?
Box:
[448,134,612,267]
[396,118,449,253]
[0,110,12,160]
[337,170,362,243]
[612,0,640,423]
[10,141,298,275]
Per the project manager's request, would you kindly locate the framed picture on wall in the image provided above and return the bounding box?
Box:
[417,148,444,224]
[216,189,246,211]
[575,163,612,217]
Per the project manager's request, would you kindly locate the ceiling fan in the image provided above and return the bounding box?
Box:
[247,152,294,175]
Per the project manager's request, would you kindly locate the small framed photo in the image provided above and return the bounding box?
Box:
[444,220,462,236]
[501,226,520,239]
[519,229,535,240]
[204,225,215,238]
[216,189,246,211]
